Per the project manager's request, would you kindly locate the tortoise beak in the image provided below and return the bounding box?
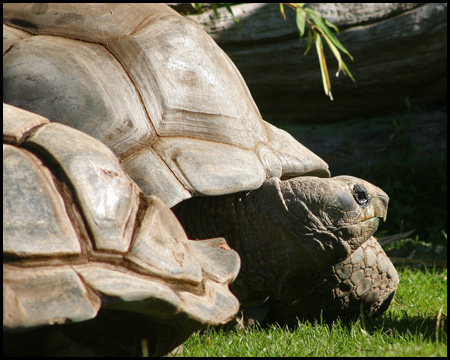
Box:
[373,189,389,222]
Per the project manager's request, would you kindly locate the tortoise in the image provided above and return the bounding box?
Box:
[3,2,399,354]
[3,103,241,356]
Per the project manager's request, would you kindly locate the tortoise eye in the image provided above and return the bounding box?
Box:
[352,184,369,207]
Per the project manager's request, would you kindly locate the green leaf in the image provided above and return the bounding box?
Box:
[224,3,239,23]
[277,3,355,98]
[210,3,219,18]
[304,7,353,61]
[304,26,313,55]
[191,3,204,12]
[324,18,339,33]
[314,31,333,100]
[321,32,343,71]
[296,8,306,39]
[321,30,356,82]
[279,3,286,20]
[341,59,356,82]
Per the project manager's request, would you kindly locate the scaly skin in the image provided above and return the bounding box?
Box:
[174,175,398,323]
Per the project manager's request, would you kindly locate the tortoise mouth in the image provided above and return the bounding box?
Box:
[333,217,380,252]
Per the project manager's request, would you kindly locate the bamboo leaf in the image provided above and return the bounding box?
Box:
[324,18,339,33]
[224,3,239,23]
[278,3,355,98]
[279,3,286,20]
[342,60,356,82]
[305,26,313,55]
[321,32,343,73]
[296,8,306,40]
[305,7,353,61]
[191,3,204,12]
[320,31,356,82]
[210,3,219,18]
[314,31,333,100]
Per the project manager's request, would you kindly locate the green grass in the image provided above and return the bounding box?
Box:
[181,267,447,356]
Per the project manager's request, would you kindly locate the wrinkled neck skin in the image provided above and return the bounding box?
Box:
[173,176,388,307]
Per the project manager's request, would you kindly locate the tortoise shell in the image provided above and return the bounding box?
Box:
[3,3,329,208]
[3,103,240,356]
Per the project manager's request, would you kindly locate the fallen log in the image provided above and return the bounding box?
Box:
[185,3,447,123]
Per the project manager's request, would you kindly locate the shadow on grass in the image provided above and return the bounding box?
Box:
[365,312,447,342]
[235,309,447,345]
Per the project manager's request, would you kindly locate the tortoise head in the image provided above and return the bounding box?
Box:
[226,175,390,305]
[274,175,389,270]
[174,175,389,306]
